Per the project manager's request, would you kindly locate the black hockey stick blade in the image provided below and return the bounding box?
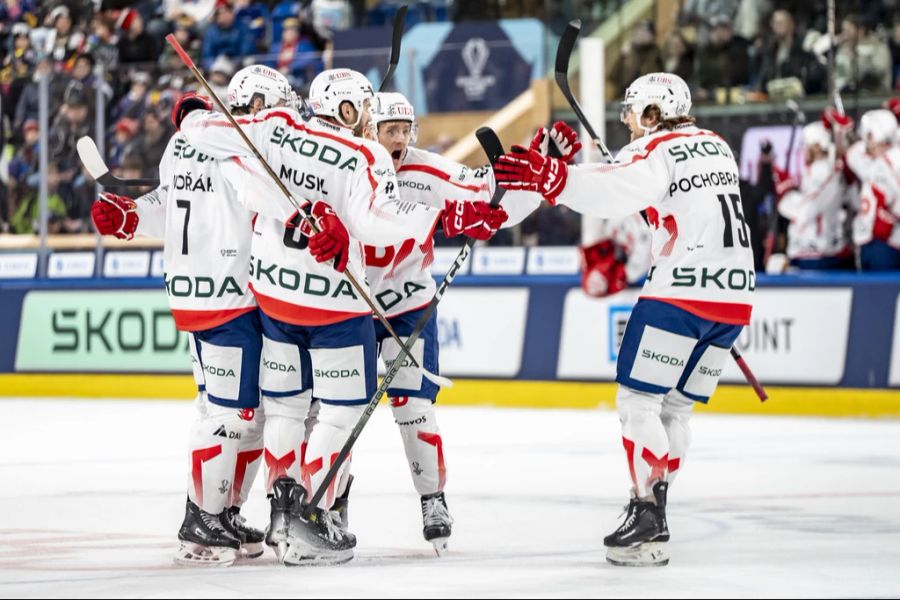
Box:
[378,4,408,92]
[77,136,159,187]
[554,20,614,163]
[555,19,581,82]
[475,127,507,208]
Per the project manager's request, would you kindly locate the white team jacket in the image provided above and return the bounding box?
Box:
[180,108,442,326]
[777,157,850,259]
[555,125,755,325]
[854,146,900,248]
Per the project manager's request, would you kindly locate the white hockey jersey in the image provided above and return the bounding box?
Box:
[555,125,754,325]
[180,109,442,326]
[777,157,850,259]
[365,145,541,317]
[854,146,900,248]
[134,133,257,332]
[845,140,875,184]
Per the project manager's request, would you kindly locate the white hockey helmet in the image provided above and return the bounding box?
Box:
[802,121,832,151]
[308,68,375,128]
[621,72,692,131]
[227,64,293,112]
[859,109,898,145]
[369,92,418,142]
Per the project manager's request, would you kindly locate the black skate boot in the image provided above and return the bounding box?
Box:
[284,487,356,566]
[421,491,453,556]
[220,506,265,559]
[266,477,301,562]
[653,481,670,543]
[331,474,353,530]
[174,497,241,567]
[603,486,669,567]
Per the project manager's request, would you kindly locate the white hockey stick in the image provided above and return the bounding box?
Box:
[77,136,160,187]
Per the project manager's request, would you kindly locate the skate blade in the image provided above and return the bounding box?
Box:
[173,542,238,567]
[283,545,354,566]
[272,541,288,563]
[239,542,264,559]
[606,542,669,567]
[430,537,449,557]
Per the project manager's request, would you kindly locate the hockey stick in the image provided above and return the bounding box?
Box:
[77,136,160,187]
[553,21,768,402]
[164,34,450,389]
[763,100,804,266]
[378,5,407,92]
[555,19,614,163]
[730,346,767,402]
[303,127,507,517]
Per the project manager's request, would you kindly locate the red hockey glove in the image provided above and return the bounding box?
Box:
[884,98,900,123]
[772,166,798,199]
[172,92,212,130]
[299,200,350,273]
[441,200,509,241]
[530,121,582,163]
[821,107,853,131]
[580,240,627,298]
[493,146,568,204]
[91,192,139,240]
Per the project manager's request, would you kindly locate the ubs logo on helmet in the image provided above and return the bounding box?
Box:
[388,104,413,117]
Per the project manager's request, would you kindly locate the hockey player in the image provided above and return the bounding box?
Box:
[364,92,529,554]
[776,121,854,270]
[176,68,508,565]
[492,73,754,566]
[848,109,900,270]
[88,66,300,566]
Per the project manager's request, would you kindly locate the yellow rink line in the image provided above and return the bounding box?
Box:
[1,374,899,418]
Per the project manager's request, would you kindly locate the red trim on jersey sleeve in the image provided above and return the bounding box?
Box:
[189,110,377,166]
[592,130,725,173]
[171,306,257,332]
[640,295,752,325]
[186,110,378,191]
[398,163,486,194]
[249,283,372,326]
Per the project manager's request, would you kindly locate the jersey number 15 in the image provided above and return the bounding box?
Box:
[717,193,750,248]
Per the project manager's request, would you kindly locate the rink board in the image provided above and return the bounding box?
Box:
[1,271,899,416]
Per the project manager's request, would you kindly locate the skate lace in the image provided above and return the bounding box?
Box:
[321,510,344,542]
[201,510,228,533]
[616,501,637,533]
[422,496,452,528]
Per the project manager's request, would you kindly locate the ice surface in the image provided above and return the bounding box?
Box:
[2,399,899,598]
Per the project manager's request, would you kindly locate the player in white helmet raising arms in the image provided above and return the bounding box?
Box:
[176,68,508,565]
[492,73,755,566]
[775,121,854,270]
[89,65,301,566]
[363,91,542,554]
[848,109,900,270]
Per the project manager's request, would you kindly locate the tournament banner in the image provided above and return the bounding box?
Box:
[333,19,546,114]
